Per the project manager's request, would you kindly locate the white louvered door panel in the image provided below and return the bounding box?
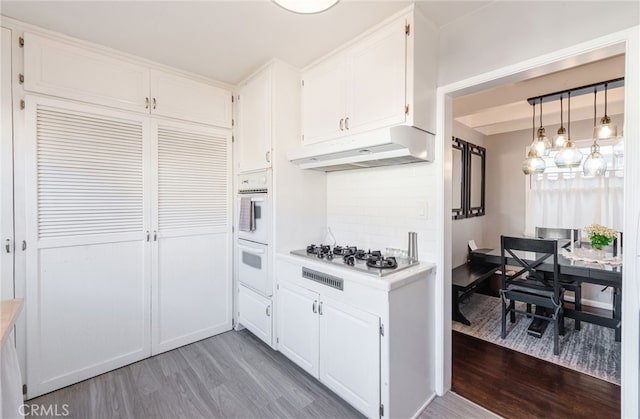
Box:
[24,96,151,398]
[151,119,232,355]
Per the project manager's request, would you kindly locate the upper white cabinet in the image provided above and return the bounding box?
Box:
[149,70,231,127]
[236,67,273,172]
[301,54,347,144]
[23,32,232,127]
[301,7,437,145]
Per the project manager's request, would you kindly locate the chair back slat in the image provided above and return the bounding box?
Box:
[503,236,556,254]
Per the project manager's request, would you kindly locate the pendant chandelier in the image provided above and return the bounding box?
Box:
[522,102,546,175]
[554,92,583,168]
[522,77,623,176]
[583,89,608,176]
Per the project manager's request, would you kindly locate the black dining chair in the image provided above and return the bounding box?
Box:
[535,226,582,331]
[500,236,565,355]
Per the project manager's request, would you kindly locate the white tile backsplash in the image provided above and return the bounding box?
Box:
[327,162,439,261]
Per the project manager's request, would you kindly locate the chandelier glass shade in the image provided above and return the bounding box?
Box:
[554,92,583,168]
[553,96,568,148]
[583,89,608,176]
[522,102,546,175]
[593,83,618,140]
[534,99,552,156]
[583,142,608,176]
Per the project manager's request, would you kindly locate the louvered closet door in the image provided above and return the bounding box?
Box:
[24,96,151,398]
[151,119,231,355]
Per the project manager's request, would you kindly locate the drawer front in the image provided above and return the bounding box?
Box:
[238,284,272,346]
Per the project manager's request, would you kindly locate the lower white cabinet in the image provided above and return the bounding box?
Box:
[276,281,319,376]
[238,284,273,346]
[277,280,380,418]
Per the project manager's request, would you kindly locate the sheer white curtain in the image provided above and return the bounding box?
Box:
[526,172,623,235]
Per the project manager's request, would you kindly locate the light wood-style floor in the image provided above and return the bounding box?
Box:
[26,329,494,419]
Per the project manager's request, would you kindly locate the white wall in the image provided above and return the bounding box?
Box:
[326,162,439,263]
[451,121,486,268]
[438,1,640,86]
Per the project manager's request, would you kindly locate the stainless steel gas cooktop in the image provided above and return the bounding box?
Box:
[290,244,418,277]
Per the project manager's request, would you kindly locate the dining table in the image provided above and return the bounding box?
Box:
[470,245,622,341]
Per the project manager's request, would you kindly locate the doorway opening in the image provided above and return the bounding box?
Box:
[436,31,638,417]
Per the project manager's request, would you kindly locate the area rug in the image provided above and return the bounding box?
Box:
[452,294,621,385]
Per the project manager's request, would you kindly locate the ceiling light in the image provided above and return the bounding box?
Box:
[593,82,618,139]
[554,92,583,168]
[583,89,607,176]
[273,0,339,14]
[533,99,551,156]
[522,103,546,175]
[553,95,568,148]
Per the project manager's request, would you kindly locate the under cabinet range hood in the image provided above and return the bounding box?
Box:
[288,126,435,172]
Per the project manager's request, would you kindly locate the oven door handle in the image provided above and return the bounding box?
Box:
[250,197,265,202]
[237,244,266,254]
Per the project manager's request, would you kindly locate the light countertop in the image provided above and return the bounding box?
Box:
[277,252,436,292]
[1,299,23,347]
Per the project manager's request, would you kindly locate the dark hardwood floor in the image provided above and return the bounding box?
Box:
[452,331,620,419]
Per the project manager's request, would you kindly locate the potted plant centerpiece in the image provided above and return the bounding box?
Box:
[584,224,618,253]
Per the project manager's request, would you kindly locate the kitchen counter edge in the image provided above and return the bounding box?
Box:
[276,252,436,292]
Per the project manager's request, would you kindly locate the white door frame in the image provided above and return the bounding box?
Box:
[434,26,640,417]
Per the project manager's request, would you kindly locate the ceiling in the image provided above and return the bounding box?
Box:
[454,55,626,136]
[0,1,491,85]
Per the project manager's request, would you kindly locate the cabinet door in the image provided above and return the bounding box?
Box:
[23,32,149,113]
[238,284,272,346]
[237,69,272,172]
[301,54,347,145]
[24,96,152,398]
[319,297,380,418]
[346,17,407,135]
[150,70,232,128]
[276,281,319,377]
[151,120,232,355]
[1,28,13,301]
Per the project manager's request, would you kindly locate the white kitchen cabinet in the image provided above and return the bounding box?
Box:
[276,279,380,418]
[301,54,347,144]
[301,7,437,144]
[319,297,380,418]
[151,119,232,355]
[237,68,272,172]
[150,70,232,128]
[22,96,232,397]
[276,255,435,418]
[276,281,319,377]
[23,32,232,127]
[238,284,273,345]
[23,96,152,398]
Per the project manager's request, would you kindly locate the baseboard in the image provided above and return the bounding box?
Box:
[411,392,437,419]
[564,294,613,311]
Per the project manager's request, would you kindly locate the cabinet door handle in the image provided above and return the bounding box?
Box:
[266,306,271,317]
[5,239,11,253]
[318,301,323,315]
[153,231,158,241]
[312,300,317,314]
[145,97,150,109]
[152,98,157,110]
[265,151,271,163]
[339,118,344,131]
[146,231,150,242]
[345,117,349,130]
